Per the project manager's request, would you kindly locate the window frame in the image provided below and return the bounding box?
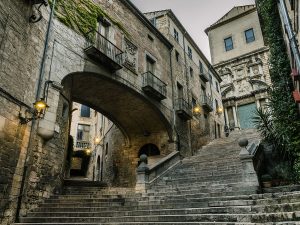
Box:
[245,28,255,43]
[187,46,193,59]
[224,37,234,51]
[76,124,90,141]
[174,28,179,42]
[80,105,91,118]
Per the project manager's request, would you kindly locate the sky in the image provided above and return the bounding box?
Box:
[130,0,255,61]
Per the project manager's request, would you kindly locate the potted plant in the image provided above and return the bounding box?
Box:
[261,174,272,188]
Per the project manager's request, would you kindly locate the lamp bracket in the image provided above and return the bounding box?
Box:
[29,0,48,23]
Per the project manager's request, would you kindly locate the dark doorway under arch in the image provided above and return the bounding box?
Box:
[138,144,160,157]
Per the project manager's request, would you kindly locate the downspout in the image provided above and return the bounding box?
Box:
[278,0,300,70]
[16,0,57,221]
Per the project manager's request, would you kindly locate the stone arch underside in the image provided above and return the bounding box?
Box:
[62,72,173,146]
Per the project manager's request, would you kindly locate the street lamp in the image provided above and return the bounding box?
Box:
[216,107,223,115]
[193,105,201,115]
[19,98,49,124]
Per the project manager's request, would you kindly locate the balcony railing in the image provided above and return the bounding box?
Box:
[142,71,167,101]
[84,29,124,71]
[75,141,91,150]
[201,95,214,112]
[199,68,210,82]
[175,98,193,120]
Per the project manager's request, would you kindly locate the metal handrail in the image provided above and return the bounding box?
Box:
[75,141,91,149]
[142,71,167,97]
[85,29,124,65]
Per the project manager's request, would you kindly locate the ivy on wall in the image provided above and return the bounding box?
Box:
[49,0,127,38]
[255,0,300,179]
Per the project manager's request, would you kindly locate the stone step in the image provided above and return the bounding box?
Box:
[14,222,273,225]
[28,202,300,217]
[19,211,300,223]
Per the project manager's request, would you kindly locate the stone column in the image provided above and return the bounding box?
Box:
[232,106,239,130]
[224,107,229,126]
[256,99,260,109]
[135,154,149,193]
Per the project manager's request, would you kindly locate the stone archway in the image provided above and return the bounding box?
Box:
[59,71,174,186]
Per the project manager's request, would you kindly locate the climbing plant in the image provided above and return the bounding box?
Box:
[255,0,300,180]
[49,0,127,38]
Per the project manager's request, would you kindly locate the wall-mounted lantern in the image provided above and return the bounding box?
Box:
[95,137,101,145]
[216,107,224,115]
[19,98,49,124]
[193,105,201,115]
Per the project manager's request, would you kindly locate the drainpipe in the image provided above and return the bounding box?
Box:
[278,0,300,70]
[16,0,57,221]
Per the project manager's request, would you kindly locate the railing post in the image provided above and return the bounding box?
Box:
[238,138,259,189]
[135,154,149,193]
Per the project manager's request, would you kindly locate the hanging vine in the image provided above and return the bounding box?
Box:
[255,0,300,180]
[48,0,127,38]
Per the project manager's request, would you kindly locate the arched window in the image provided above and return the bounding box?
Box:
[138,144,160,157]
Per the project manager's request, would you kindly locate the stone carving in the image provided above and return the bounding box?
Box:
[123,38,138,73]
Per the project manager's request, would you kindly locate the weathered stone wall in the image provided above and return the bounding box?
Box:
[145,11,225,154]
[0,0,49,224]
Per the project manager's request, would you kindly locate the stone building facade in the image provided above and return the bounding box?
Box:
[0,0,222,224]
[69,103,113,182]
[0,0,223,225]
[145,10,224,152]
[206,5,271,130]
[276,0,300,112]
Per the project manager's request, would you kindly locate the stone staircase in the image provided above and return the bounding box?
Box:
[15,129,300,224]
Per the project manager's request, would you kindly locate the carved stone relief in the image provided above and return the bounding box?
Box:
[123,38,138,73]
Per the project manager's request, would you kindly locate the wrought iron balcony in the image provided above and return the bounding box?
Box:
[75,141,91,150]
[175,98,193,120]
[201,95,213,112]
[142,72,167,101]
[199,69,209,82]
[84,29,124,71]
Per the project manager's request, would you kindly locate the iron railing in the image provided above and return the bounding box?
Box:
[85,29,124,66]
[199,68,210,82]
[142,71,167,98]
[76,141,91,149]
[201,95,214,110]
[175,98,192,116]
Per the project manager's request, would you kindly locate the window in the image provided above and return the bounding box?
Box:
[215,81,220,93]
[177,82,183,99]
[187,46,192,59]
[149,18,156,27]
[146,55,155,73]
[80,105,90,117]
[105,143,108,155]
[224,37,233,51]
[245,28,255,43]
[190,67,193,78]
[77,124,90,141]
[174,28,179,42]
[215,99,219,111]
[289,0,295,10]
[209,73,213,84]
[199,61,204,74]
[148,34,154,42]
[192,97,197,108]
[175,50,180,62]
